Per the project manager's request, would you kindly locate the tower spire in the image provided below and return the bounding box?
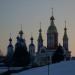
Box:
[39,22,42,32]
[7,33,14,63]
[10,32,11,38]
[40,22,41,29]
[52,8,53,16]
[9,32,12,44]
[50,8,55,20]
[65,20,67,31]
[63,20,68,50]
[30,33,33,44]
[19,24,23,37]
[21,24,22,31]
[64,20,68,37]
[38,22,43,52]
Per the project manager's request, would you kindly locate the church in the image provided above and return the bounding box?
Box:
[7,9,71,66]
[29,9,71,66]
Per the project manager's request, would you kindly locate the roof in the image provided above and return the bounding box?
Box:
[47,22,57,33]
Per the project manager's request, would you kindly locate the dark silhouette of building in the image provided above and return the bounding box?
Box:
[13,25,30,67]
[6,34,14,66]
[5,9,71,67]
[52,44,65,63]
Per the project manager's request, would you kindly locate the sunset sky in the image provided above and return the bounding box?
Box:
[0,0,75,56]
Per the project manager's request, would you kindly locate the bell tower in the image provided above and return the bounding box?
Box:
[47,8,58,50]
[7,33,14,62]
[63,21,68,50]
[38,22,43,52]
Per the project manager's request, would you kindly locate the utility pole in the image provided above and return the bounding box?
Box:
[48,56,50,75]
[48,55,52,75]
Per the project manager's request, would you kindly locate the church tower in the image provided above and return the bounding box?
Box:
[7,33,14,62]
[29,35,35,56]
[18,24,27,47]
[47,8,58,50]
[14,25,30,66]
[29,35,35,64]
[63,21,68,50]
[38,22,43,52]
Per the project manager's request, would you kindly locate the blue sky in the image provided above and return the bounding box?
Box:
[0,0,75,56]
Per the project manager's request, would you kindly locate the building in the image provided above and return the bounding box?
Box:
[29,9,71,66]
[7,33,14,64]
[6,9,71,66]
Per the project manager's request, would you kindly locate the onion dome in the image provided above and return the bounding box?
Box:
[9,33,12,42]
[19,30,23,35]
[30,36,33,41]
[8,33,13,48]
[50,15,55,20]
[19,24,23,36]
[9,37,12,42]
[29,35,35,46]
